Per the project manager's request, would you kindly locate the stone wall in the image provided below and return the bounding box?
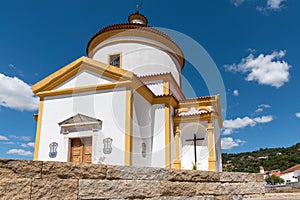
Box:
[0,159,265,200]
[266,186,300,193]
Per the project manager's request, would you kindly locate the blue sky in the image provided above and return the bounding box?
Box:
[0,0,299,159]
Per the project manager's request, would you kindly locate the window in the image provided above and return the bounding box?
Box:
[109,53,121,68]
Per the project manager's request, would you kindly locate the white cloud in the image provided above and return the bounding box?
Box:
[233,90,239,96]
[253,115,273,123]
[255,104,271,113]
[0,73,39,111]
[28,142,35,147]
[255,108,263,113]
[266,0,286,10]
[6,149,33,156]
[0,135,9,140]
[21,136,31,141]
[223,129,234,135]
[295,113,300,118]
[231,0,287,12]
[223,116,256,129]
[21,142,35,148]
[9,135,31,141]
[1,141,14,144]
[257,0,286,13]
[221,137,245,150]
[259,104,271,108]
[224,50,291,88]
[223,115,273,135]
[231,0,245,7]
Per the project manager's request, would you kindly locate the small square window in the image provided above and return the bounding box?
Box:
[109,54,121,68]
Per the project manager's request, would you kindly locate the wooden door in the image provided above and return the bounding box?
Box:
[70,137,92,163]
[82,137,92,163]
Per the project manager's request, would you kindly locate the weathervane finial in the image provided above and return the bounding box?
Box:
[136,4,141,13]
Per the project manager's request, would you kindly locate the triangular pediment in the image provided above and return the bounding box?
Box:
[58,113,102,126]
[54,69,115,90]
[32,56,134,94]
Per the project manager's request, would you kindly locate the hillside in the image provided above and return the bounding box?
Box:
[222,143,300,173]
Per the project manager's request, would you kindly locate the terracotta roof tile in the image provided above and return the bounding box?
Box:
[281,164,300,175]
[86,23,181,56]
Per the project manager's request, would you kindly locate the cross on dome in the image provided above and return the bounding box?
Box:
[128,9,148,25]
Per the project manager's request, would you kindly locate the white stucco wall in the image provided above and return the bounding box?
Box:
[92,41,181,85]
[180,122,209,171]
[281,171,300,183]
[151,104,166,167]
[55,70,114,90]
[38,88,126,166]
[145,82,164,96]
[132,92,152,167]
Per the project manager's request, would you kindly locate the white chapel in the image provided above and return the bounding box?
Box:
[32,12,223,171]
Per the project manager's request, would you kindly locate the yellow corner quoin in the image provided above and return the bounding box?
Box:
[174,126,181,169]
[165,105,171,169]
[124,89,133,166]
[163,80,170,96]
[33,99,44,160]
[163,80,171,168]
[207,121,216,171]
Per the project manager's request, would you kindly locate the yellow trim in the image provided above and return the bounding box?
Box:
[107,52,122,68]
[173,112,218,126]
[177,95,223,128]
[176,107,189,115]
[125,89,133,166]
[131,79,154,104]
[36,81,132,98]
[197,106,211,112]
[207,121,216,171]
[215,94,223,128]
[87,29,184,68]
[179,97,216,108]
[32,57,134,94]
[139,73,185,100]
[163,80,169,95]
[31,56,183,109]
[165,105,171,168]
[33,99,44,160]
[152,95,178,108]
[174,125,181,169]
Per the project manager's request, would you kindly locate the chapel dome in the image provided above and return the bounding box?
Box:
[86,13,184,69]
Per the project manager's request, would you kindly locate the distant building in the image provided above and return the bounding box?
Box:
[265,169,281,177]
[280,164,300,184]
[258,156,268,159]
[259,166,264,174]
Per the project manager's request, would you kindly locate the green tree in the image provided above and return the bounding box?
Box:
[265,175,285,185]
